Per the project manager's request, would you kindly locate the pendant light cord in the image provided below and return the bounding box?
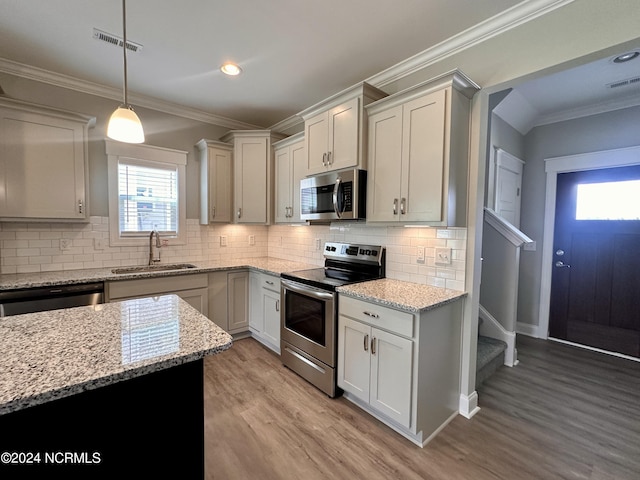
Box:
[122,0,129,107]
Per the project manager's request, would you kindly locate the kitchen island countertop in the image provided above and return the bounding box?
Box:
[0,294,232,416]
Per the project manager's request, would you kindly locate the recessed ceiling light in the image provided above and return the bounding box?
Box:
[220,63,242,76]
[612,51,639,63]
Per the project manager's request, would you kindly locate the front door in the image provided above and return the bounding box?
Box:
[549,165,640,357]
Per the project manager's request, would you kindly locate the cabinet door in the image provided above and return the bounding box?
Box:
[289,140,306,223]
[369,327,413,428]
[328,97,359,172]
[262,288,281,351]
[228,271,249,332]
[209,147,232,223]
[248,272,263,331]
[337,316,371,404]
[305,112,329,175]
[208,271,228,330]
[234,137,268,223]
[274,145,292,223]
[0,108,87,220]
[367,105,403,222]
[401,89,446,222]
[177,287,209,316]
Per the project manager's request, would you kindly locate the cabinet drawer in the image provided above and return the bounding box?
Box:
[257,272,280,293]
[339,295,414,338]
[107,274,208,300]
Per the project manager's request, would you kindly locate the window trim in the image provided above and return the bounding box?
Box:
[106,140,188,247]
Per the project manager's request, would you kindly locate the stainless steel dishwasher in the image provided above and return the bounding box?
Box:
[0,282,104,316]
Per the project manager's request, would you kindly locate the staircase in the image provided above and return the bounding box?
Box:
[476,335,507,388]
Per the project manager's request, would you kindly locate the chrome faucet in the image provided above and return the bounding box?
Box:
[149,230,162,265]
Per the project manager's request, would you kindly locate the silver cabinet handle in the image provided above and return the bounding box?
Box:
[78,199,83,214]
[327,151,332,165]
[393,198,398,215]
[364,334,369,351]
[363,311,379,318]
[211,205,216,220]
[276,300,280,312]
[371,337,376,355]
[555,261,571,268]
[265,280,274,285]
[237,207,242,218]
[322,152,327,167]
[400,198,406,215]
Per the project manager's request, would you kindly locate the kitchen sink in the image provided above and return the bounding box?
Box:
[111,263,198,274]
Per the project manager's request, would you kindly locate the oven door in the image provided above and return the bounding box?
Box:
[280,279,335,367]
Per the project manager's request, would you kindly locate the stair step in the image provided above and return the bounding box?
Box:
[476,335,507,388]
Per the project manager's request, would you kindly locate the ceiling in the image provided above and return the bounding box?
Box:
[1,0,639,130]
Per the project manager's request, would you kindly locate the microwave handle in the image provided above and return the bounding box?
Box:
[332,177,343,219]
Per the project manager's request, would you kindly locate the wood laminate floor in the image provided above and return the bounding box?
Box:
[203,335,640,480]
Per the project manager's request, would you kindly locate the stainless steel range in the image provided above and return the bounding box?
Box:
[280,242,385,397]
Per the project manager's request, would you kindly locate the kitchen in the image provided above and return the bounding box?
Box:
[1,0,640,478]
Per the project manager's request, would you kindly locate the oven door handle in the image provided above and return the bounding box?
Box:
[281,279,335,300]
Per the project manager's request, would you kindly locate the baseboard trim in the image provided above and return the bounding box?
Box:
[548,337,640,363]
[459,391,480,419]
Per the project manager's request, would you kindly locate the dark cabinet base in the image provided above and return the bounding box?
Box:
[0,360,204,479]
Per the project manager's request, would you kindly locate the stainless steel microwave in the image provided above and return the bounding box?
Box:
[300,169,366,221]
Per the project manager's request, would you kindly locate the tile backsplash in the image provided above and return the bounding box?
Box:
[0,218,466,291]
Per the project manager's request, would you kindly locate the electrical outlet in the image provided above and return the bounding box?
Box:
[249,235,255,246]
[435,247,452,265]
[315,238,321,251]
[60,239,71,251]
[161,239,169,247]
[416,246,425,263]
[220,236,227,247]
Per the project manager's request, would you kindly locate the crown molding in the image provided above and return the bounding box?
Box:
[534,92,640,127]
[367,0,575,88]
[0,57,261,130]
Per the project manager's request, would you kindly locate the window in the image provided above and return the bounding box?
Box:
[576,179,640,220]
[106,140,187,246]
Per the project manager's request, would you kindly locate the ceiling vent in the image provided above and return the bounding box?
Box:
[606,76,640,89]
[93,28,143,53]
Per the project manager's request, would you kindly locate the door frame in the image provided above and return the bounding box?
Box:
[537,145,640,339]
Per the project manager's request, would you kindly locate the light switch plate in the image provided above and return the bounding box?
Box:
[416,246,425,263]
[220,236,227,247]
[60,238,71,251]
[435,247,452,265]
[249,235,255,246]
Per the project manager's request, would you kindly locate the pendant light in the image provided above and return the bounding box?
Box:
[107,0,145,143]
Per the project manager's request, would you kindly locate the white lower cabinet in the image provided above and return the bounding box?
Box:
[337,294,463,447]
[339,316,413,427]
[249,272,281,353]
[106,274,209,316]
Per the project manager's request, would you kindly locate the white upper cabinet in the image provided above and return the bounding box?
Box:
[0,98,94,222]
[274,132,306,223]
[220,130,286,225]
[196,139,233,224]
[300,83,387,175]
[366,70,479,226]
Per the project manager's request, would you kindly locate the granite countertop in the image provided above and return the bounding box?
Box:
[0,257,318,291]
[0,294,233,416]
[337,278,467,313]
